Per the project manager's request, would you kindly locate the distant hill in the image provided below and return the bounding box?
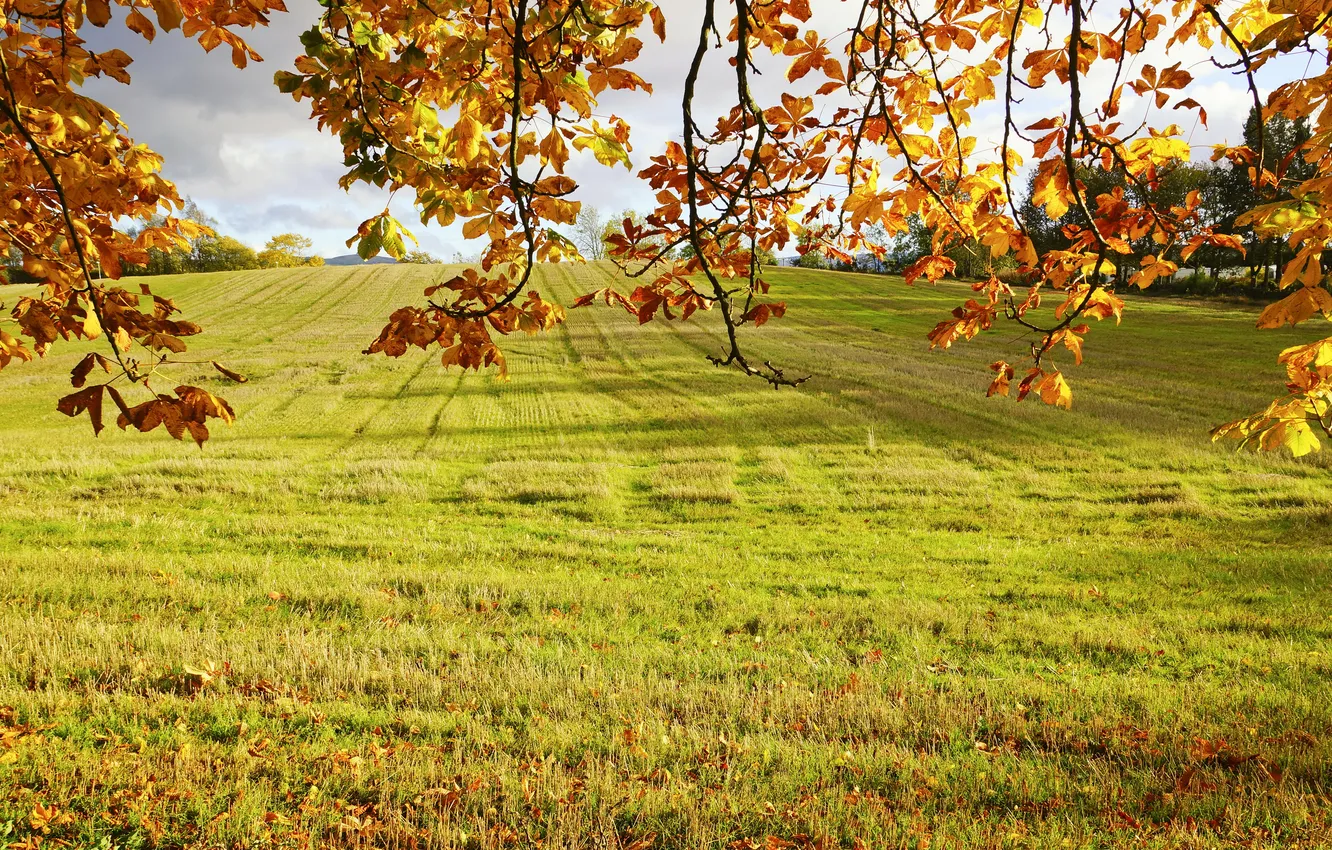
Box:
[324,254,399,267]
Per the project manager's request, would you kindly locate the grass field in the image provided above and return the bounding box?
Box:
[1,263,1330,849]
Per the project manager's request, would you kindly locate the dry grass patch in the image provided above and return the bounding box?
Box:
[651,461,741,504]
[752,447,795,484]
[840,449,985,497]
[320,458,437,503]
[462,461,613,505]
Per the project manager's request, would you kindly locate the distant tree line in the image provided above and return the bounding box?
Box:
[118,200,325,276]
[9,127,1303,296]
[863,107,1310,298]
[398,250,441,264]
[1010,106,1316,297]
[788,108,1317,299]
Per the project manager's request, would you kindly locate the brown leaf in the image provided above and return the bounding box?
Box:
[70,352,111,388]
[105,384,132,419]
[57,385,106,436]
[175,385,235,424]
[184,419,210,447]
[140,332,187,353]
[117,397,172,434]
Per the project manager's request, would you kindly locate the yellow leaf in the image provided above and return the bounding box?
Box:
[462,216,489,241]
[540,128,569,173]
[1283,420,1322,458]
[572,121,632,169]
[1039,370,1073,409]
[86,0,110,26]
[1256,286,1332,329]
[150,0,183,31]
[82,306,102,340]
[1278,247,1324,290]
[125,7,156,39]
[454,115,483,163]
[649,5,666,41]
[1032,167,1071,221]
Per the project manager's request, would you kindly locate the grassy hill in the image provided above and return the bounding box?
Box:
[1,264,1329,848]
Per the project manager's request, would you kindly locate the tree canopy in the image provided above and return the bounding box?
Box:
[1,0,1330,453]
[118,200,317,276]
[257,233,323,269]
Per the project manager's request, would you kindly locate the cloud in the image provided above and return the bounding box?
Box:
[228,202,360,234]
[75,0,364,252]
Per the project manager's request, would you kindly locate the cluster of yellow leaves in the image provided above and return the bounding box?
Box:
[1,0,280,442]
[1213,339,1332,457]
[1211,23,1332,456]
[793,0,1332,431]
[984,360,1071,409]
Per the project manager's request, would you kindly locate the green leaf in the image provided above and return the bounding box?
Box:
[573,132,632,170]
[383,235,405,259]
[299,27,327,54]
[351,21,375,45]
[571,121,632,170]
[357,220,384,260]
[274,71,303,95]
[350,21,392,57]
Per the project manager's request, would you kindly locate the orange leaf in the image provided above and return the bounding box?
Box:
[1257,286,1332,329]
[1038,370,1073,409]
[987,361,1014,397]
[902,255,956,286]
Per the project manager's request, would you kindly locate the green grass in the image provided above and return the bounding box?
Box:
[1,263,1330,849]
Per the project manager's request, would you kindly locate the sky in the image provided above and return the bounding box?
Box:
[77,1,1265,260]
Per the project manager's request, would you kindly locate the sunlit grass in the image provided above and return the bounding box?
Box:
[0,263,1329,848]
